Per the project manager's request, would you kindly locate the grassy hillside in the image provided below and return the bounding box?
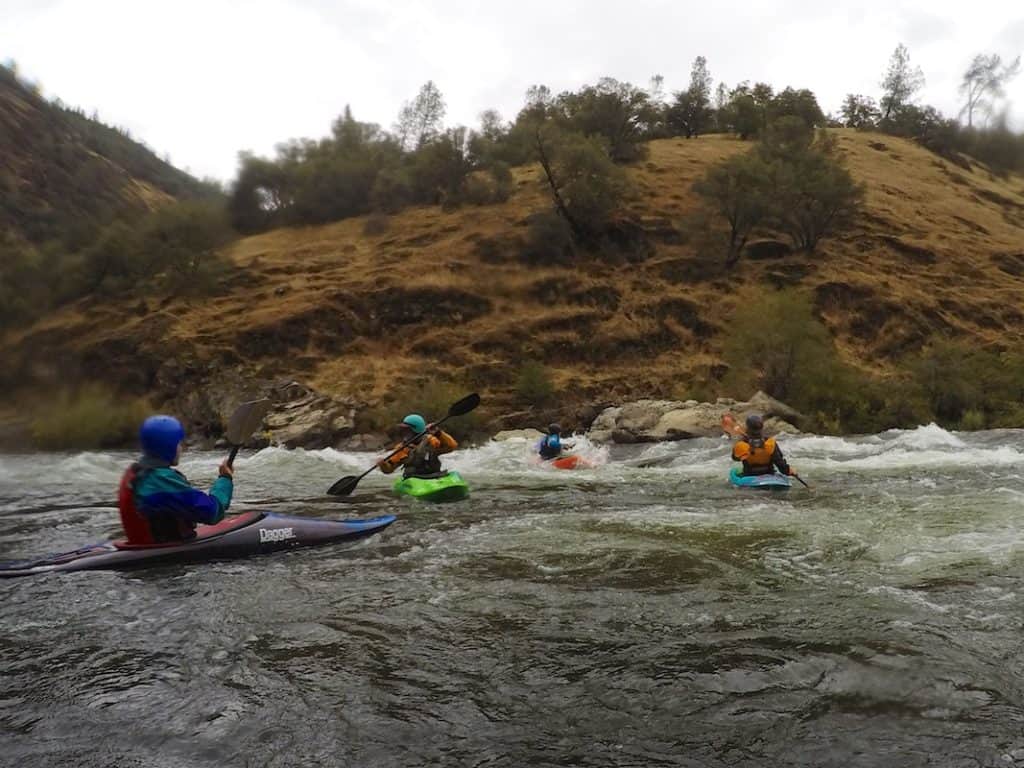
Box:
[0,63,214,248]
[4,130,1024,432]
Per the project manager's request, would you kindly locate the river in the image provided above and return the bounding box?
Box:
[2,425,1024,767]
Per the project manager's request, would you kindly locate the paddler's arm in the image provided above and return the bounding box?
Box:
[771,444,793,476]
[136,466,232,525]
[431,429,458,455]
[377,445,409,474]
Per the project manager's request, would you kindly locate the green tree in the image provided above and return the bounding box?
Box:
[880,43,925,120]
[759,120,864,252]
[768,87,825,129]
[534,126,627,242]
[408,126,474,206]
[692,150,772,266]
[553,78,653,162]
[228,152,292,233]
[840,94,880,128]
[668,56,714,138]
[395,81,447,151]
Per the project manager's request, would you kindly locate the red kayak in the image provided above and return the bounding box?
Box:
[550,455,592,470]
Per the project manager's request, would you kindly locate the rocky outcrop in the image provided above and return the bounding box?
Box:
[177,378,362,450]
[588,391,802,444]
[262,380,357,449]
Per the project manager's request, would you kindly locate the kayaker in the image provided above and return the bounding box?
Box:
[731,414,795,477]
[377,414,458,479]
[118,415,234,545]
[538,423,574,461]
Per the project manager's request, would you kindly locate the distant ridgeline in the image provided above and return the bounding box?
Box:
[0,62,214,247]
[0,62,223,328]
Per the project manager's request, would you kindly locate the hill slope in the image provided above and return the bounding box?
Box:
[0,64,213,248]
[4,130,1024,434]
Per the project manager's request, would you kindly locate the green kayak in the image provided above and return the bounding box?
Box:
[393,471,469,503]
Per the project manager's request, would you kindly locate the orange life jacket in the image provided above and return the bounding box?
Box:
[733,437,777,472]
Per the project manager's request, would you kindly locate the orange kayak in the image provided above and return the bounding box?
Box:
[551,455,588,470]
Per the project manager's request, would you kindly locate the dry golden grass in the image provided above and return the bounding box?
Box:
[6,131,1024,419]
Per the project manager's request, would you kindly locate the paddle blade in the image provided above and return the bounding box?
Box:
[721,413,744,438]
[447,392,481,418]
[226,398,272,446]
[327,475,360,497]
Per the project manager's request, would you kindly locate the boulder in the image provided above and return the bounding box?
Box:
[588,393,803,444]
[262,380,357,449]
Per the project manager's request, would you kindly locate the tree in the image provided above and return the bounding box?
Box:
[959,53,1022,127]
[228,152,292,233]
[409,126,474,206]
[880,43,925,119]
[668,56,714,138]
[840,94,880,128]
[692,150,772,266]
[553,78,653,162]
[534,126,627,242]
[768,88,825,129]
[759,121,865,252]
[394,81,446,151]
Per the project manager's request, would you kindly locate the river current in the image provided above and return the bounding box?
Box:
[2,425,1024,767]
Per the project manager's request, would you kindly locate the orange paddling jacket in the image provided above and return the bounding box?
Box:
[378,431,458,478]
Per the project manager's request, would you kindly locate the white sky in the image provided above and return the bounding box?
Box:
[3,0,1022,182]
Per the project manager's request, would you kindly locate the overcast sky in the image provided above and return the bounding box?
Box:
[3,0,1022,182]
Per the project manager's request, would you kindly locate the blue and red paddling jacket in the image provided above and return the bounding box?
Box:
[118,458,233,545]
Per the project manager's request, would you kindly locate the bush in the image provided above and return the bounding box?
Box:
[721,288,882,433]
[521,211,575,265]
[377,379,484,442]
[515,361,556,405]
[463,162,515,206]
[31,385,150,450]
[362,213,390,236]
[959,409,987,431]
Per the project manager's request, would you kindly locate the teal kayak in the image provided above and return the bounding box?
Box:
[729,467,792,490]
[393,471,469,503]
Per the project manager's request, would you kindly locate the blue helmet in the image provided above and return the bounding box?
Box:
[140,415,185,462]
[400,414,427,435]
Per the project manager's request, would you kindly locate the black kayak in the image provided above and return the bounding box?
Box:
[0,511,396,578]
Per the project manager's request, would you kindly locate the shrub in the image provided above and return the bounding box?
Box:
[31,385,150,450]
[721,288,881,432]
[378,379,484,442]
[362,213,390,236]
[959,409,987,431]
[515,361,556,405]
[520,211,575,265]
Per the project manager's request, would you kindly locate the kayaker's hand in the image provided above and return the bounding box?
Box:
[788,468,797,476]
[218,461,234,480]
[425,422,439,435]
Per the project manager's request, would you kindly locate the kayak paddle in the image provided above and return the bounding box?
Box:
[326,392,481,497]
[720,412,745,438]
[225,398,272,467]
